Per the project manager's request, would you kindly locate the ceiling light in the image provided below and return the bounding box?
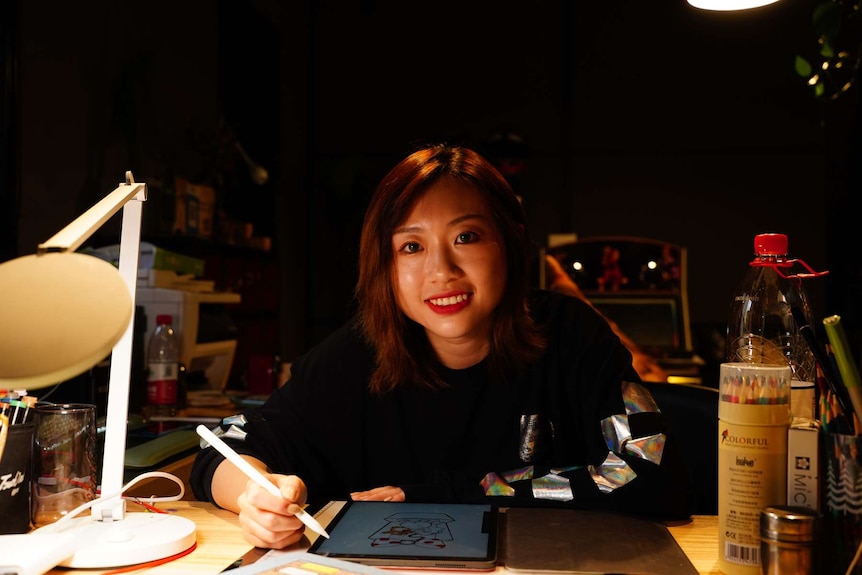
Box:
[687,0,782,10]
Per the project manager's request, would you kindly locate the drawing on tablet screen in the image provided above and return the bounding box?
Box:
[369,512,454,548]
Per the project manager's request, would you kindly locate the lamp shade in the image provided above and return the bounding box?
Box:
[687,0,782,10]
[0,251,132,388]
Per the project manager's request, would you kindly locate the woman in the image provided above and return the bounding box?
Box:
[190,143,693,549]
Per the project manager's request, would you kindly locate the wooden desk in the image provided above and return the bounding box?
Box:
[48,503,721,575]
[667,515,721,575]
[47,502,254,575]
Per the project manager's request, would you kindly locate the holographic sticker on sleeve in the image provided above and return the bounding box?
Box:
[222,423,248,441]
[550,465,582,475]
[481,471,515,496]
[601,413,631,453]
[487,382,665,500]
[621,380,660,415]
[532,472,574,502]
[503,466,534,483]
[624,432,666,465]
[223,414,248,427]
[519,413,554,463]
[199,423,247,449]
[588,452,636,493]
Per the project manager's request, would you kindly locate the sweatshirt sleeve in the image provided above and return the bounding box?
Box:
[575,380,695,521]
[503,291,694,520]
[189,320,373,508]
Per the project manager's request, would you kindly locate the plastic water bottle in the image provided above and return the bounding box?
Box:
[726,233,823,419]
[719,232,827,575]
[146,314,180,417]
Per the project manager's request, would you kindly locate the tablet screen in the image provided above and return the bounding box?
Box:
[307,501,498,570]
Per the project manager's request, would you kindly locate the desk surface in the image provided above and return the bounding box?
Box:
[48,503,721,575]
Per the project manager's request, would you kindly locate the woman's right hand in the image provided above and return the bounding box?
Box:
[235,473,310,549]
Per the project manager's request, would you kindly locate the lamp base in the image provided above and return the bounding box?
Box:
[59,512,197,568]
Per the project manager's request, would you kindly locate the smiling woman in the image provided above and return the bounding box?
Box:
[357,146,543,395]
[189,142,695,551]
[390,179,508,372]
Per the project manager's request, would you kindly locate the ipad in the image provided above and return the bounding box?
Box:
[307,501,499,570]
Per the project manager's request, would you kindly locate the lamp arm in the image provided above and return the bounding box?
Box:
[38,171,146,254]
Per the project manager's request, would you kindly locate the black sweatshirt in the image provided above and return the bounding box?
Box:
[190,289,693,520]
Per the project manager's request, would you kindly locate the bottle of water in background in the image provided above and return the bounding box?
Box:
[718,233,828,575]
[145,314,180,417]
[726,232,822,419]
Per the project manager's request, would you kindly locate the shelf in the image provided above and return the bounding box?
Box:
[139,235,274,259]
[137,288,241,391]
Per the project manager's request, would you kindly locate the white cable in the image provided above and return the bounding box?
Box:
[34,471,185,533]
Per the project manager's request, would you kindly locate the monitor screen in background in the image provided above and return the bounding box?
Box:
[590,297,681,352]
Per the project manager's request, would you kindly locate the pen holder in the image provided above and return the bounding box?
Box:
[31,403,97,529]
[822,431,862,574]
[0,422,35,534]
[718,362,791,575]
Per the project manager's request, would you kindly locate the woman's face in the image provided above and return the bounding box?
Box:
[391,179,507,367]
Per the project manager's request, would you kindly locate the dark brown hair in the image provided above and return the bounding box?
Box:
[356,142,546,393]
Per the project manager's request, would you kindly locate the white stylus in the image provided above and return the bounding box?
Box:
[195,424,330,539]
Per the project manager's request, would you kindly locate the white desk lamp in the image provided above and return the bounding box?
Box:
[0,172,196,574]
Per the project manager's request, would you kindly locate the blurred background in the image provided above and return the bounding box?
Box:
[2,0,858,391]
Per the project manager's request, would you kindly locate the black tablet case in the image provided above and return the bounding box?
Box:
[502,508,699,575]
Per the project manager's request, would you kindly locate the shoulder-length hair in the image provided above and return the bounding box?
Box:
[356,142,546,393]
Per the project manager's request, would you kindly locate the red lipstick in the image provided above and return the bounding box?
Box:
[425,292,472,314]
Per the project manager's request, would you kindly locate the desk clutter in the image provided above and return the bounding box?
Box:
[84,240,246,407]
[714,313,862,575]
[0,422,34,535]
[711,232,862,575]
[0,390,36,535]
[136,287,241,409]
[0,389,37,427]
[84,241,207,288]
[0,399,98,537]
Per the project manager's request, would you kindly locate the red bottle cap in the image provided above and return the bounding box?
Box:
[156,314,173,325]
[754,233,788,256]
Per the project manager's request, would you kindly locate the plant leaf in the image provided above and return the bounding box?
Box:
[814,82,825,98]
[795,55,813,77]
